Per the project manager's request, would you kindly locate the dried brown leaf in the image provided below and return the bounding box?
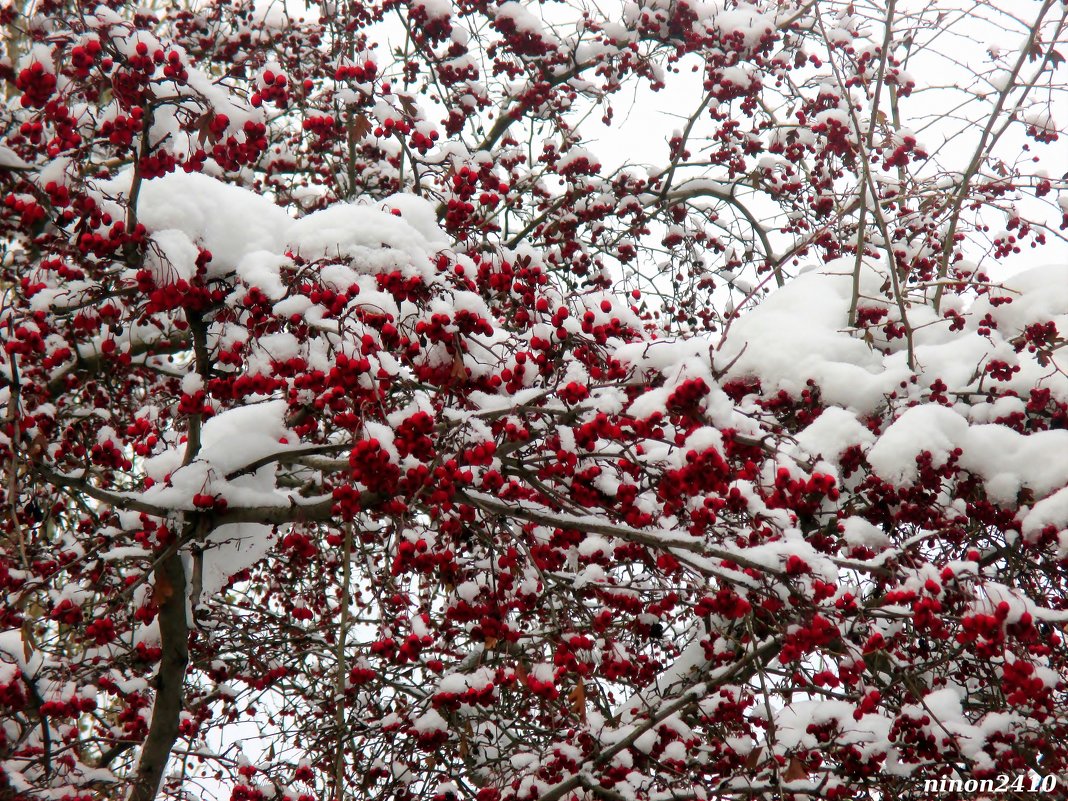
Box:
[350,114,372,142]
[398,95,418,118]
[744,747,763,771]
[784,757,808,782]
[568,677,587,722]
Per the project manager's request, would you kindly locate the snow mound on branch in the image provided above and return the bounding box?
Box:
[380,193,451,249]
[865,401,1068,500]
[866,404,969,485]
[710,7,777,48]
[771,699,892,760]
[979,262,1068,332]
[286,195,446,278]
[1022,488,1068,545]
[0,145,30,170]
[494,1,558,42]
[197,520,276,599]
[120,174,457,596]
[722,259,1068,412]
[720,260,908,412]
[194,399,297,477]
[718,258,1068,523]
[141,399,297,494]
[235,250,291,300]
[412,708,448,733]
[146,228,202,284]
[795,407,876,464]
[122,172,447,285]
[136,171,292,272]
[141,401,301,597]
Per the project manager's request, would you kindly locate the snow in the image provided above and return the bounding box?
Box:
[140,400,302,596]
[867,404,968,485]
[718,65,757,89]
[959,424,1068,501]
[412,708,448,733]
[795,407,876,464]
[454,580,481,602]
[131,171,292,273]
[378,194,450,249]
[976,263,1068,332]
[236,251,292,301]
[557,146,599,171]
[197,523,278,599]
[1022,487,1068,542]
[0,145,29,170]
[495,2,553,39]
[530,663,555,684]
[577,535,612,557]
[719,260,909,412]
[772,699,893,760]
[841,516,890,549]
[617,639,709,723]
[0,629,43,679]
[915,687,964,723]
[416,0,453,18]
[435,667,494,695]
[712,8,777,47]
[108,163,457,335]
[187,399,295,477]
[867,404,1068,500]
[180,374,204,396]
[632,727,658,754]
[285,201,443,278]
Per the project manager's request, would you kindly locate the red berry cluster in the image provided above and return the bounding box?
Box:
[335,60,377,83]
[15,62,56,108]
[252,69,288,107]
[349,438,401,495]
[69,38,103,78]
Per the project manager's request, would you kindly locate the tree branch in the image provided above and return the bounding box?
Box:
[126,543,190,801]
[537,637,783,801]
